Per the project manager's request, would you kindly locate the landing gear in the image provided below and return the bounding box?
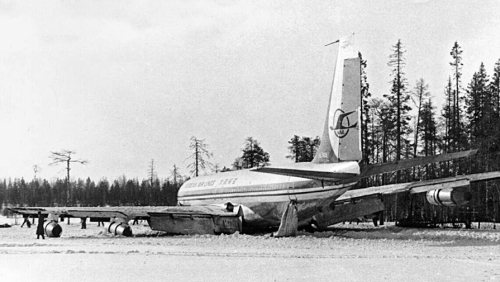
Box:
[372,211,384,227]
[273,200,298,237]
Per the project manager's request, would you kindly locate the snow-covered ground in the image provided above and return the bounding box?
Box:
[0,215,499,282]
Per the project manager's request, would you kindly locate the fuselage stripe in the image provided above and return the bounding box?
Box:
[178,184,349,201]
[179,180,317,198]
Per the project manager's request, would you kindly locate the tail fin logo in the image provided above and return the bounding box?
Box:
[330,109,357,138]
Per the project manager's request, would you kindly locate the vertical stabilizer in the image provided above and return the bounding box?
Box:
[313,36,362,164]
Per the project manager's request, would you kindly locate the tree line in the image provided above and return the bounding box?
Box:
[363,41,500,181]
[360,40,500,225]
[0,177,181,210]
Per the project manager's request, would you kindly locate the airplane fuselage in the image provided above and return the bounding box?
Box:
[177,168,356,230]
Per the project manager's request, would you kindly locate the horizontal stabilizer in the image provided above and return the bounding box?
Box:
[359,150,478,179]
[254,162,360,181]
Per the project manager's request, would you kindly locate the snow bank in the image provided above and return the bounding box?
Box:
[304,222,500,242]
[0,215,16,225]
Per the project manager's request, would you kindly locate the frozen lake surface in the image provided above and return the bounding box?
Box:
[1,217,499,282]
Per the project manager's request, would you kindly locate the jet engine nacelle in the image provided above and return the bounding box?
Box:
[44,221,62,237]
[426,188,472,207]
[104,222,132,237]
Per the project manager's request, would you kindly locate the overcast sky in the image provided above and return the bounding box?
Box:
[1,0,499,181]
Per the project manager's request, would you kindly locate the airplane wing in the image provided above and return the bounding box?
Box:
[9,204,243,236]
[311,171,500,229]
[338,171,500,200]
[9,206,157,219]
[147,205,243,235]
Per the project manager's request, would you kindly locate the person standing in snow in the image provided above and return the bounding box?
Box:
[21,215,31,228]
[81,217,87,229]
[36,211,45,239]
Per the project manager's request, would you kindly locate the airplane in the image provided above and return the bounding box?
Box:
[10,36,500,238]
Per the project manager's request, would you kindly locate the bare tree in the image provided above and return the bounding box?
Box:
[32,165,41,206]
[213,163,221,173]
[148,159,157,186]
[33,165,41,179]
[186,136,213,177]
[170,164,182,186]
[49,150,88,205]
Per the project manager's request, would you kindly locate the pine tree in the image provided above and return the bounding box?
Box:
[109,180,121,206]
[167,164,182,205]
[489,59,500,171]
[491,59,500,114]
[419,97,439,178]
[450,42,465,151]
[19,178,28,206]
[7,179,19,206]
[40,179,52,206]
[139,180,149,206]
[286,135,320,163]
[441,77,454,153]
[287,135,302,163]
[125,179,137,206]
[386,40,412,168]
[0,179,6,209]
[412,78,430,158]
[466,63,493,172]
[359,52,373,165]
[466,63,488,144]
[302,136,320,162]
[410,78,430,180]
[369,98,397,184]
[233,137,270,169]
[97,179,109,206]
[29,179,40,206]
[151,178,161,206]
[84,178,96,206]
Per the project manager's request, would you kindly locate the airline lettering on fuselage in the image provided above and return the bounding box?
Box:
[330,109,357,138]
[184,178,239,189]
